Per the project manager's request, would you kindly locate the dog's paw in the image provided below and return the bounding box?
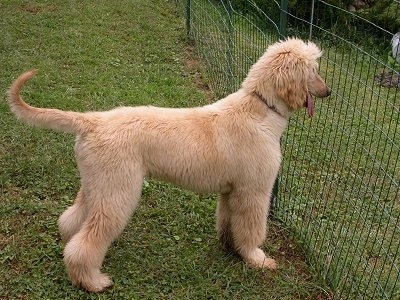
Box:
[261,257,278,269]
[79,272,113,293]
[90,273,113,292]
[67,267,113,293]
[243,248,277,269]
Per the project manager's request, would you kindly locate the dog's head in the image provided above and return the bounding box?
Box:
[242,38,331,117]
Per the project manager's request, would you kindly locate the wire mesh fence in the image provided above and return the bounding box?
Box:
[176,0,400,299]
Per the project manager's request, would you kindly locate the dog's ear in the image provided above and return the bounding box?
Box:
[273,59,308,110]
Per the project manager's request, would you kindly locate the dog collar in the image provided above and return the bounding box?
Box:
[252,92,284,118]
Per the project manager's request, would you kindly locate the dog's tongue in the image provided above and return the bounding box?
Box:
[306,93,314,118]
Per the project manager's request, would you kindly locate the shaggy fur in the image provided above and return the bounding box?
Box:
[7,38,330,292]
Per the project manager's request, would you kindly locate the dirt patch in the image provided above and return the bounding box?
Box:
[374,70,400,88]
[267,221,335,299]
[184,44,215,103]
[20,4,55,14]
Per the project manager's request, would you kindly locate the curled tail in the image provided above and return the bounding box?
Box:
[7,70,94,135]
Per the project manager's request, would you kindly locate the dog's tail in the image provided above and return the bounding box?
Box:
[7,70,94,135]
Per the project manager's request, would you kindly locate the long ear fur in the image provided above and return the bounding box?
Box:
[273,56,308,110]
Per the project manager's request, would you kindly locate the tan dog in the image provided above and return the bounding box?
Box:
[7,38,330,292]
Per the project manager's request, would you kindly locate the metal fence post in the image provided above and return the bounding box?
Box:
[271,0,289,218]
[270,173,279,219]
[309,0,315,40]
[279,0,288,38]
[186,0,191,36]
[227,1,235,93]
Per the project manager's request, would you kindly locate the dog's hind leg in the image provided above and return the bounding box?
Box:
[229,190,277,269]
[58,188,88,243]
[62,173,143,292]
[216,192,234,251]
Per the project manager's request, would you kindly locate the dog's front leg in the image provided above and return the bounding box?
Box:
[228,190,277,269]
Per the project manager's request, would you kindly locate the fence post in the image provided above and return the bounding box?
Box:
[227,1,235,93]
[186,0,191,36]
[270,175,279,218]
[271,0,289,218]
[309,0,315,40]
[279,0,288,38]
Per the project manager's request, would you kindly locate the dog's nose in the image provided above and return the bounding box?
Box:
[326,87,331,96]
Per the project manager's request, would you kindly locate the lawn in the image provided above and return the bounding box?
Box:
[0,0,332,299]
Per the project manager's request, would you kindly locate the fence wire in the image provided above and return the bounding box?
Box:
[176,0,400,299]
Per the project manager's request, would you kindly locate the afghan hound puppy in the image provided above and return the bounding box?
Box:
[6,38,330,292]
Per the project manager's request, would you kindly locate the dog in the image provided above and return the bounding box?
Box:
[7,38,330,292]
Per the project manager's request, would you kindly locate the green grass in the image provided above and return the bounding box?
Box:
[0,0,331,298]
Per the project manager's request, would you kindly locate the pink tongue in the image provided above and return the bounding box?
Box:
[307,94,314,118]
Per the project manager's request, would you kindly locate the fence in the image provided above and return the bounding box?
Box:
[176,0,400,299]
